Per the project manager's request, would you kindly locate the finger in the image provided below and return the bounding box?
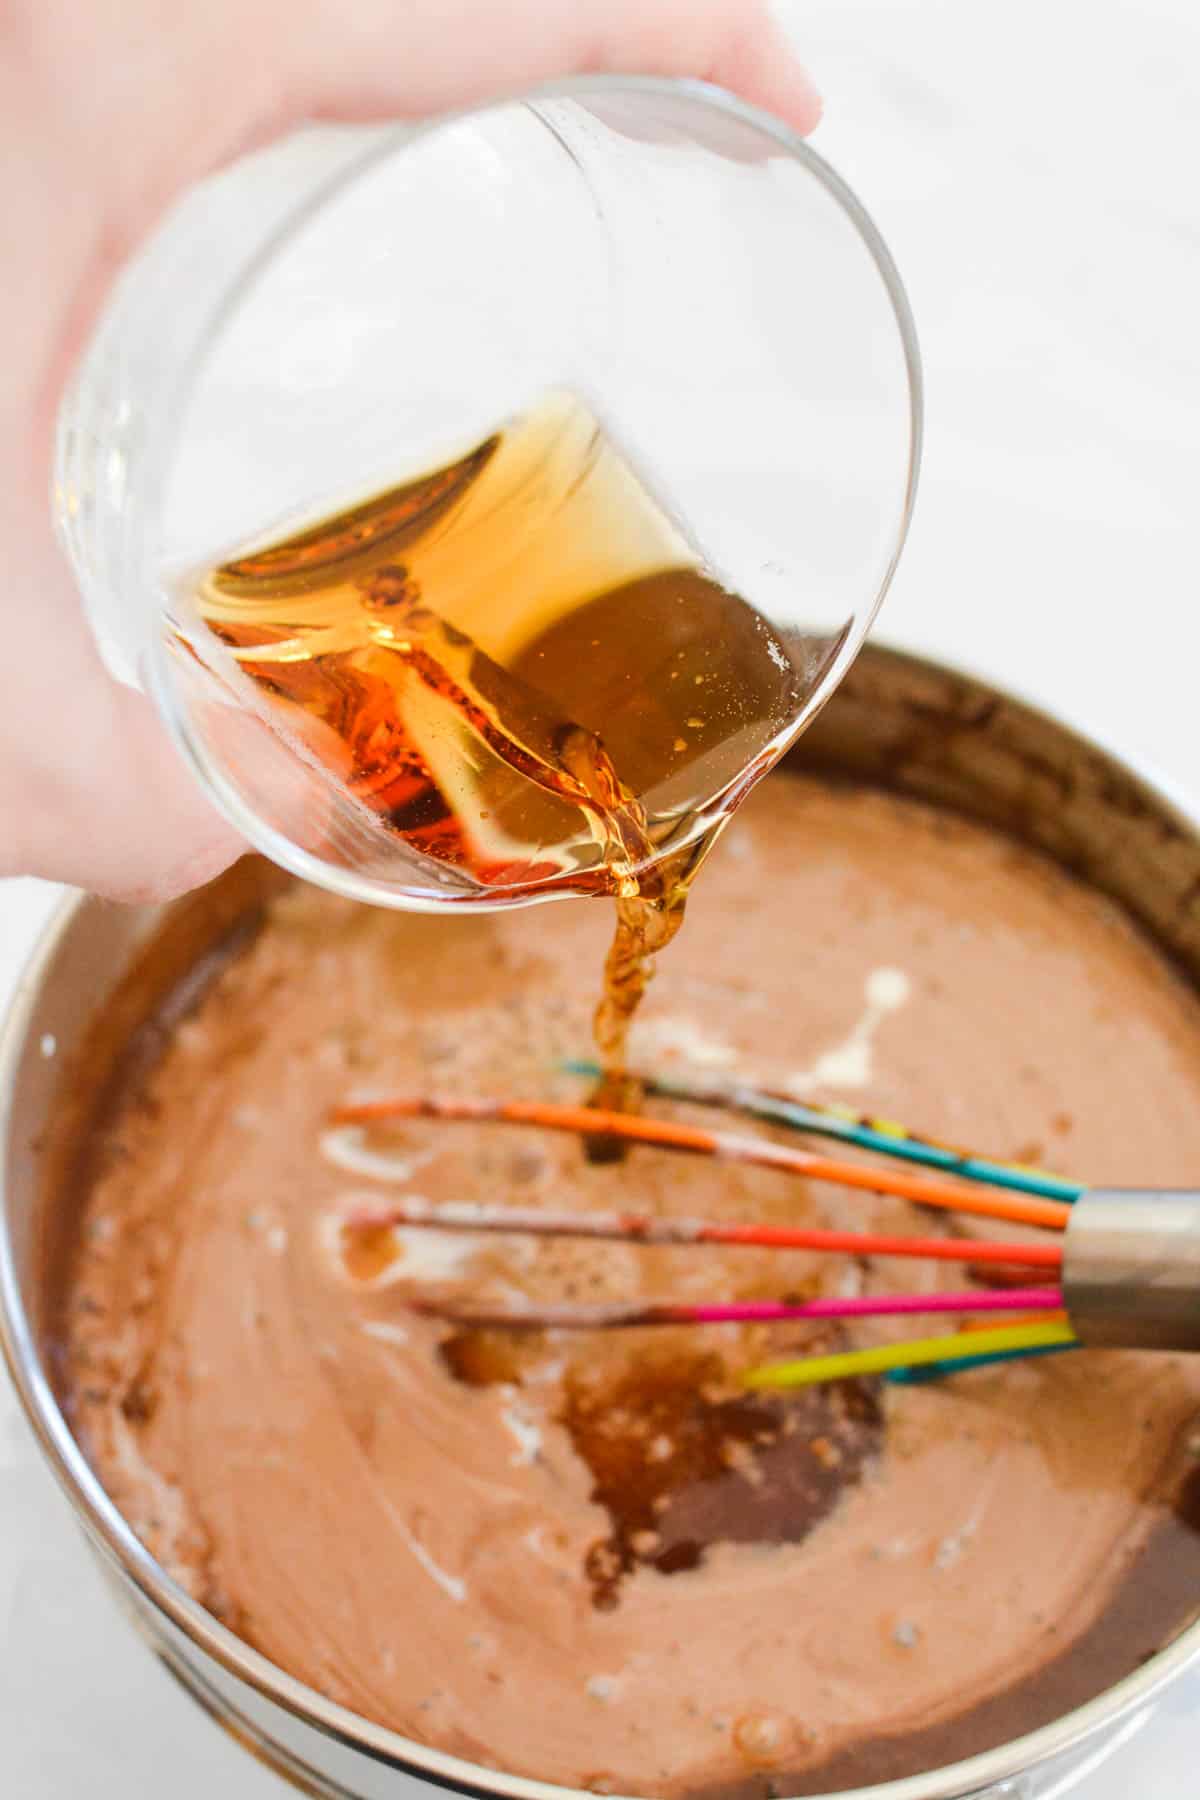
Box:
[0,560,245,901]
[30,681,247,903]
[285,0,822,139]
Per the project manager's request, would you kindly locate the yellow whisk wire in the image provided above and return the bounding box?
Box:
[743,1320,1078,1390]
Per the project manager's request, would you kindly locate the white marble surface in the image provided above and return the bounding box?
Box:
[2,0,1199,1792]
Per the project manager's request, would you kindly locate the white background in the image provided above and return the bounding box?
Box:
[2,0,1199,1792]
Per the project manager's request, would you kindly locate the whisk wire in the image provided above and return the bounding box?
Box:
[333,1094,1072,1232]
[743,1321,1078,1389]
[335,1064,1094,1387]
[561,1060,1083,1204]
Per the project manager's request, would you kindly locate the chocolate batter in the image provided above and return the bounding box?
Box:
[53,776,1200,1796]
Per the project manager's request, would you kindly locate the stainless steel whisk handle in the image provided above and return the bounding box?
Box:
[1062,1189,1200,1351]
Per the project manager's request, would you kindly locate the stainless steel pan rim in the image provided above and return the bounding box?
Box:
[3,640,1200,1800]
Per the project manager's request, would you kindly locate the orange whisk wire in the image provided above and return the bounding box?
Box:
[332,1094,1072,1233]
[342,1193,1064,1270]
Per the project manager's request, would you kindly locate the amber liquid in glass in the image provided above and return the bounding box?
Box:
[189,392,803,1104]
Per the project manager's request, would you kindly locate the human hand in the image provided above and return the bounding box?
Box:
[1,0,820,901]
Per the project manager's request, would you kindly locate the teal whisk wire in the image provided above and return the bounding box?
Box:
[884,1341,1079,1385]
[560,1059,1083,1204]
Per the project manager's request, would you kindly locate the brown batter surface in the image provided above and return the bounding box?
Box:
[54,776,1200,1796]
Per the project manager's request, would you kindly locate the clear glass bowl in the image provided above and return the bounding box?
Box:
[56,77,921,910]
